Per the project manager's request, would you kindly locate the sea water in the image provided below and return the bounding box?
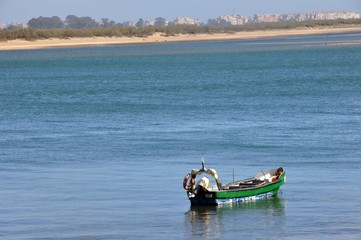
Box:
[1,34,361,239]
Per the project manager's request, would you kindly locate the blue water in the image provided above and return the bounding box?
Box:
[1,34,361,239]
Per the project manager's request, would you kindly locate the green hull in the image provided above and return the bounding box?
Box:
[216,173,285,199]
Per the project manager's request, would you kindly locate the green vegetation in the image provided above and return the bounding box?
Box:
[1,19,361,42]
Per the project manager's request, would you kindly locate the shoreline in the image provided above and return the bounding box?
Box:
[1,26,361,51]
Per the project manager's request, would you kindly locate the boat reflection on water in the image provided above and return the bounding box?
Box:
[184,196,286,239]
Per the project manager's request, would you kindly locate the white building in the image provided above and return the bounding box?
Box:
[211,11,360,26]
[173,17,200,25]
[123,21,135,27]
[253,14,281,23]
[213,15,249,25]
[144,19,155,26]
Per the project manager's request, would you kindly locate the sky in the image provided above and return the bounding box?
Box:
[1,0,361,23]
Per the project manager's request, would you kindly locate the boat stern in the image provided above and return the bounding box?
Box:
[187,188,218,205]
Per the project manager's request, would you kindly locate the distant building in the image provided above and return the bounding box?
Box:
[144,19,155,26]
[4,22,28,29]
[209,15,248,26]
[208,11,360,26]
[253,14,280,23]
[307,11,360,21]
[173,17,200,26]
[123,21,135,27]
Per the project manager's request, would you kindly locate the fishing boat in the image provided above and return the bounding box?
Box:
[183,161,286,205]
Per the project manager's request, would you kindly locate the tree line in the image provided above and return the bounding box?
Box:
[1,18,361,42]
[25,15,168,29]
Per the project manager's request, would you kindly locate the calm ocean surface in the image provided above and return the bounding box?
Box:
[1,34,361,239]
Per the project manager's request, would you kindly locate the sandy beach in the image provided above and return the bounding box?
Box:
[1,26,361,51]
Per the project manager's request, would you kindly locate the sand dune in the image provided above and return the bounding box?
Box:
[1,26,361,51]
